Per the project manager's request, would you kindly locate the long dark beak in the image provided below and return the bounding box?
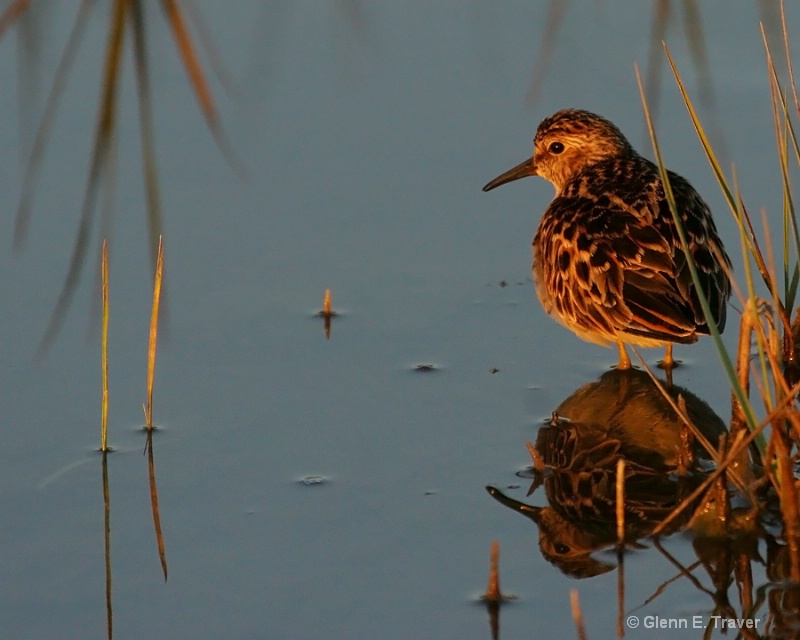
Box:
[482,156,537,192]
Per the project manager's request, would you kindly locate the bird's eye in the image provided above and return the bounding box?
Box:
[549,141,565,154]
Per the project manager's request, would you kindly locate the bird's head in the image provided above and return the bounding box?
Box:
[483,109,634,194]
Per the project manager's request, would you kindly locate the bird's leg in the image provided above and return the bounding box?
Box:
[616,342,631,370]
[660,344,675,386]
[660,344,674,369]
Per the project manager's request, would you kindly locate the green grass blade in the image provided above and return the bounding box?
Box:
[635,65,765,453]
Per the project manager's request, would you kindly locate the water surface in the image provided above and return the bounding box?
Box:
[0,2,793,638]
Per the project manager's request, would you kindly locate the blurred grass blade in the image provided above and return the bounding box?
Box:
[129,0,164,267]
[182,0,235,95]
[680,0,728,159]
[0,0,31,36]
[159,0,244,175]
[16,4,43,167]
[524,0,566,105]
[159,0,216,126]
[662,46,737,212]
[14,0,95,248]
[37,0,127,356]
[642,0,671,127]
[780,0,800,115]
[681,1,710,103]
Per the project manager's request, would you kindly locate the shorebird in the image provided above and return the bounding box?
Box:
[483,109,731,369]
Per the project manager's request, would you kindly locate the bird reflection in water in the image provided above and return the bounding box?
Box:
[484,370,800,633]
[488,368,726,578]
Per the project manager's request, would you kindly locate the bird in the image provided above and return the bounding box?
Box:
[482,109,731,370]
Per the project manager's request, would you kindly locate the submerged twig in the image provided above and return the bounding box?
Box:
[101,451,113,640]
[145,430,168,581]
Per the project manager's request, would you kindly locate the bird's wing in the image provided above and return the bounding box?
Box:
[661,172,732,334]
[539,186,729,344]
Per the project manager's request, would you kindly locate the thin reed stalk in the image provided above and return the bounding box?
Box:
[636,64,763,452]
[615,458,625,545]
[144,235,163,429]
[484,540,501,603]
[641,4,800,568]
[101,239,109,452]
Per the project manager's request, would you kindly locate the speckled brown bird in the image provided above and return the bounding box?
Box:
[483,109,731,369]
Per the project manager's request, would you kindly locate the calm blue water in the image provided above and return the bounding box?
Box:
[0,2,792,638]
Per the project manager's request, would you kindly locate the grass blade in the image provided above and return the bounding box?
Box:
[101,239,109,452]
[144,236,164,429]
[635,64,764,453]
[37,0,127,356]
[159,0,245,176]
[159,0,217,127]
[129,0,164,267]
[0,0,31,37]
[14,0,95,248]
